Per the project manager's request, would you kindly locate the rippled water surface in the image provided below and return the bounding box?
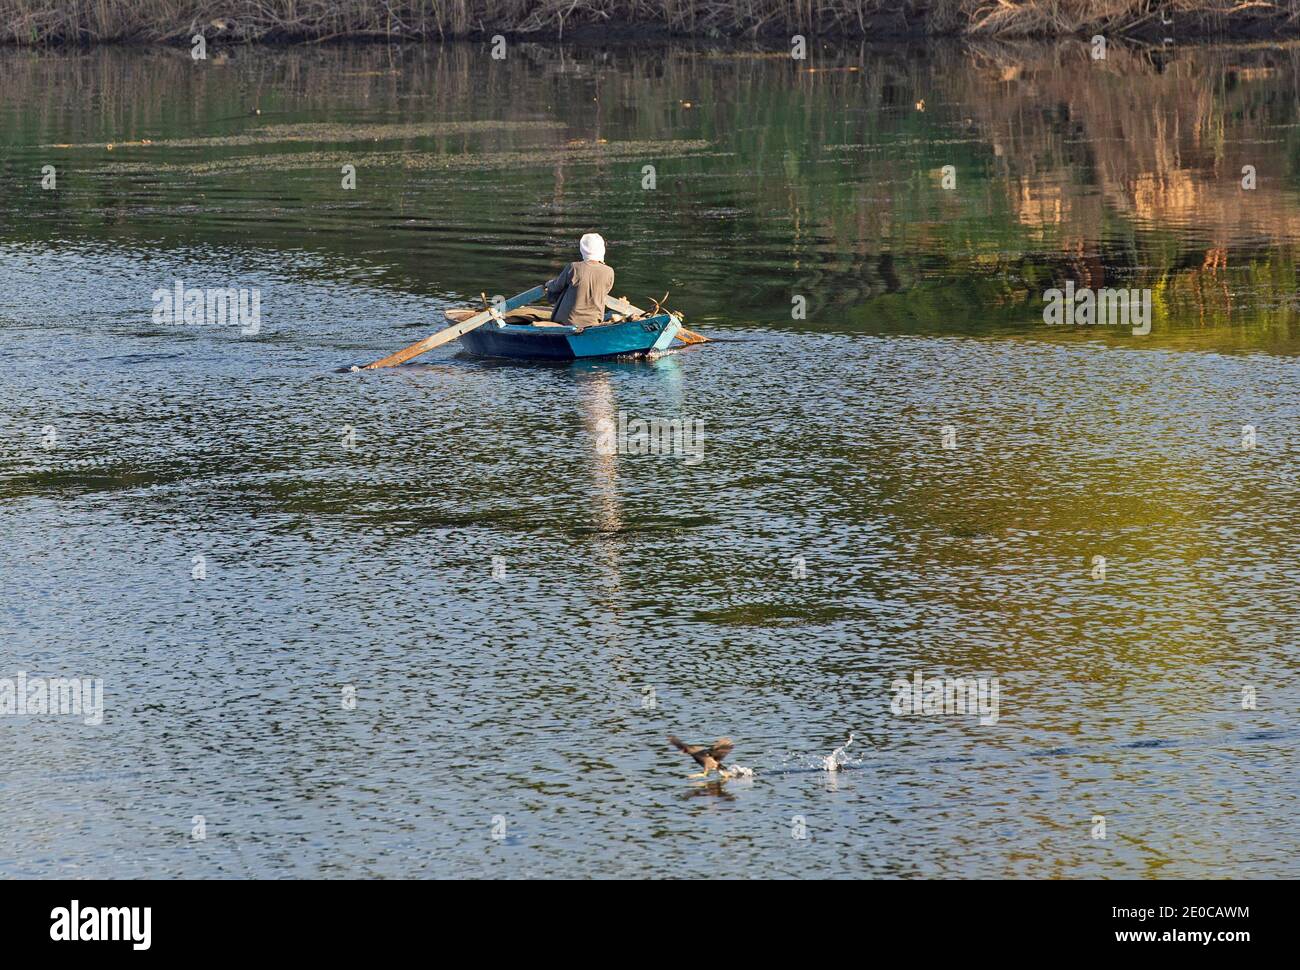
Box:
[1,40,1298,878]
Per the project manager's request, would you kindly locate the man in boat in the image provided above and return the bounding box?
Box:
[543,233,613,328]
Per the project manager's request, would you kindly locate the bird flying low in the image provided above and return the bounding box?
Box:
[669,735,736,779]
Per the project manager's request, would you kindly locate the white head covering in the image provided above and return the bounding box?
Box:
[579,233,606,262]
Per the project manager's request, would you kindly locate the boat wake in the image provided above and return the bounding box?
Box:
[704,735,870,782]
[695,723,1297,784]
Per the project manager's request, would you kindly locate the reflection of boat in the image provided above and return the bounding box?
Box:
[445,304,681,361]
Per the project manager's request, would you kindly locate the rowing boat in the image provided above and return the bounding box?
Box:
[445,304,682,361]
[354,291,702,371]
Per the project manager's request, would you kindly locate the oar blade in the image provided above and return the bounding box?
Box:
[359,315,484,370]
[357,285,544,370]
[674,326,709,345]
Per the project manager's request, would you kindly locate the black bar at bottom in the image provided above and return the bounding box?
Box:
[2,878,1278,956]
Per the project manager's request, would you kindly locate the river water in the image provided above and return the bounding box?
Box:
[1,40,1297,878]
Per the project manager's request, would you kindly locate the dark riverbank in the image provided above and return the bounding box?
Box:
[5,0,1300,46]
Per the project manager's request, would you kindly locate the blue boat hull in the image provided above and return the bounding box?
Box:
[458,313,681,361]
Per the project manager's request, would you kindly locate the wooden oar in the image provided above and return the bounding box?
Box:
[356,285,544,370]
[603,295,710,344]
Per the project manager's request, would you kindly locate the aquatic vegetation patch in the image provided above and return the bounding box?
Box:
[101,139,713,177]
[43,120,566,151]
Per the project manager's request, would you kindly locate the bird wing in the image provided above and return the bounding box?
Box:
[669,735,710,766]
[709,738,735,762]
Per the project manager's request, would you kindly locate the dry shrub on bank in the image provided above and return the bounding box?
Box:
[2,0,1300,44]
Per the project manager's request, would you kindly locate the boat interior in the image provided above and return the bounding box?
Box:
[445,306,643,328]
[445,306,563,327]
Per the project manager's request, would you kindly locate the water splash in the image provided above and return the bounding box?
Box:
[823,733,857,772]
